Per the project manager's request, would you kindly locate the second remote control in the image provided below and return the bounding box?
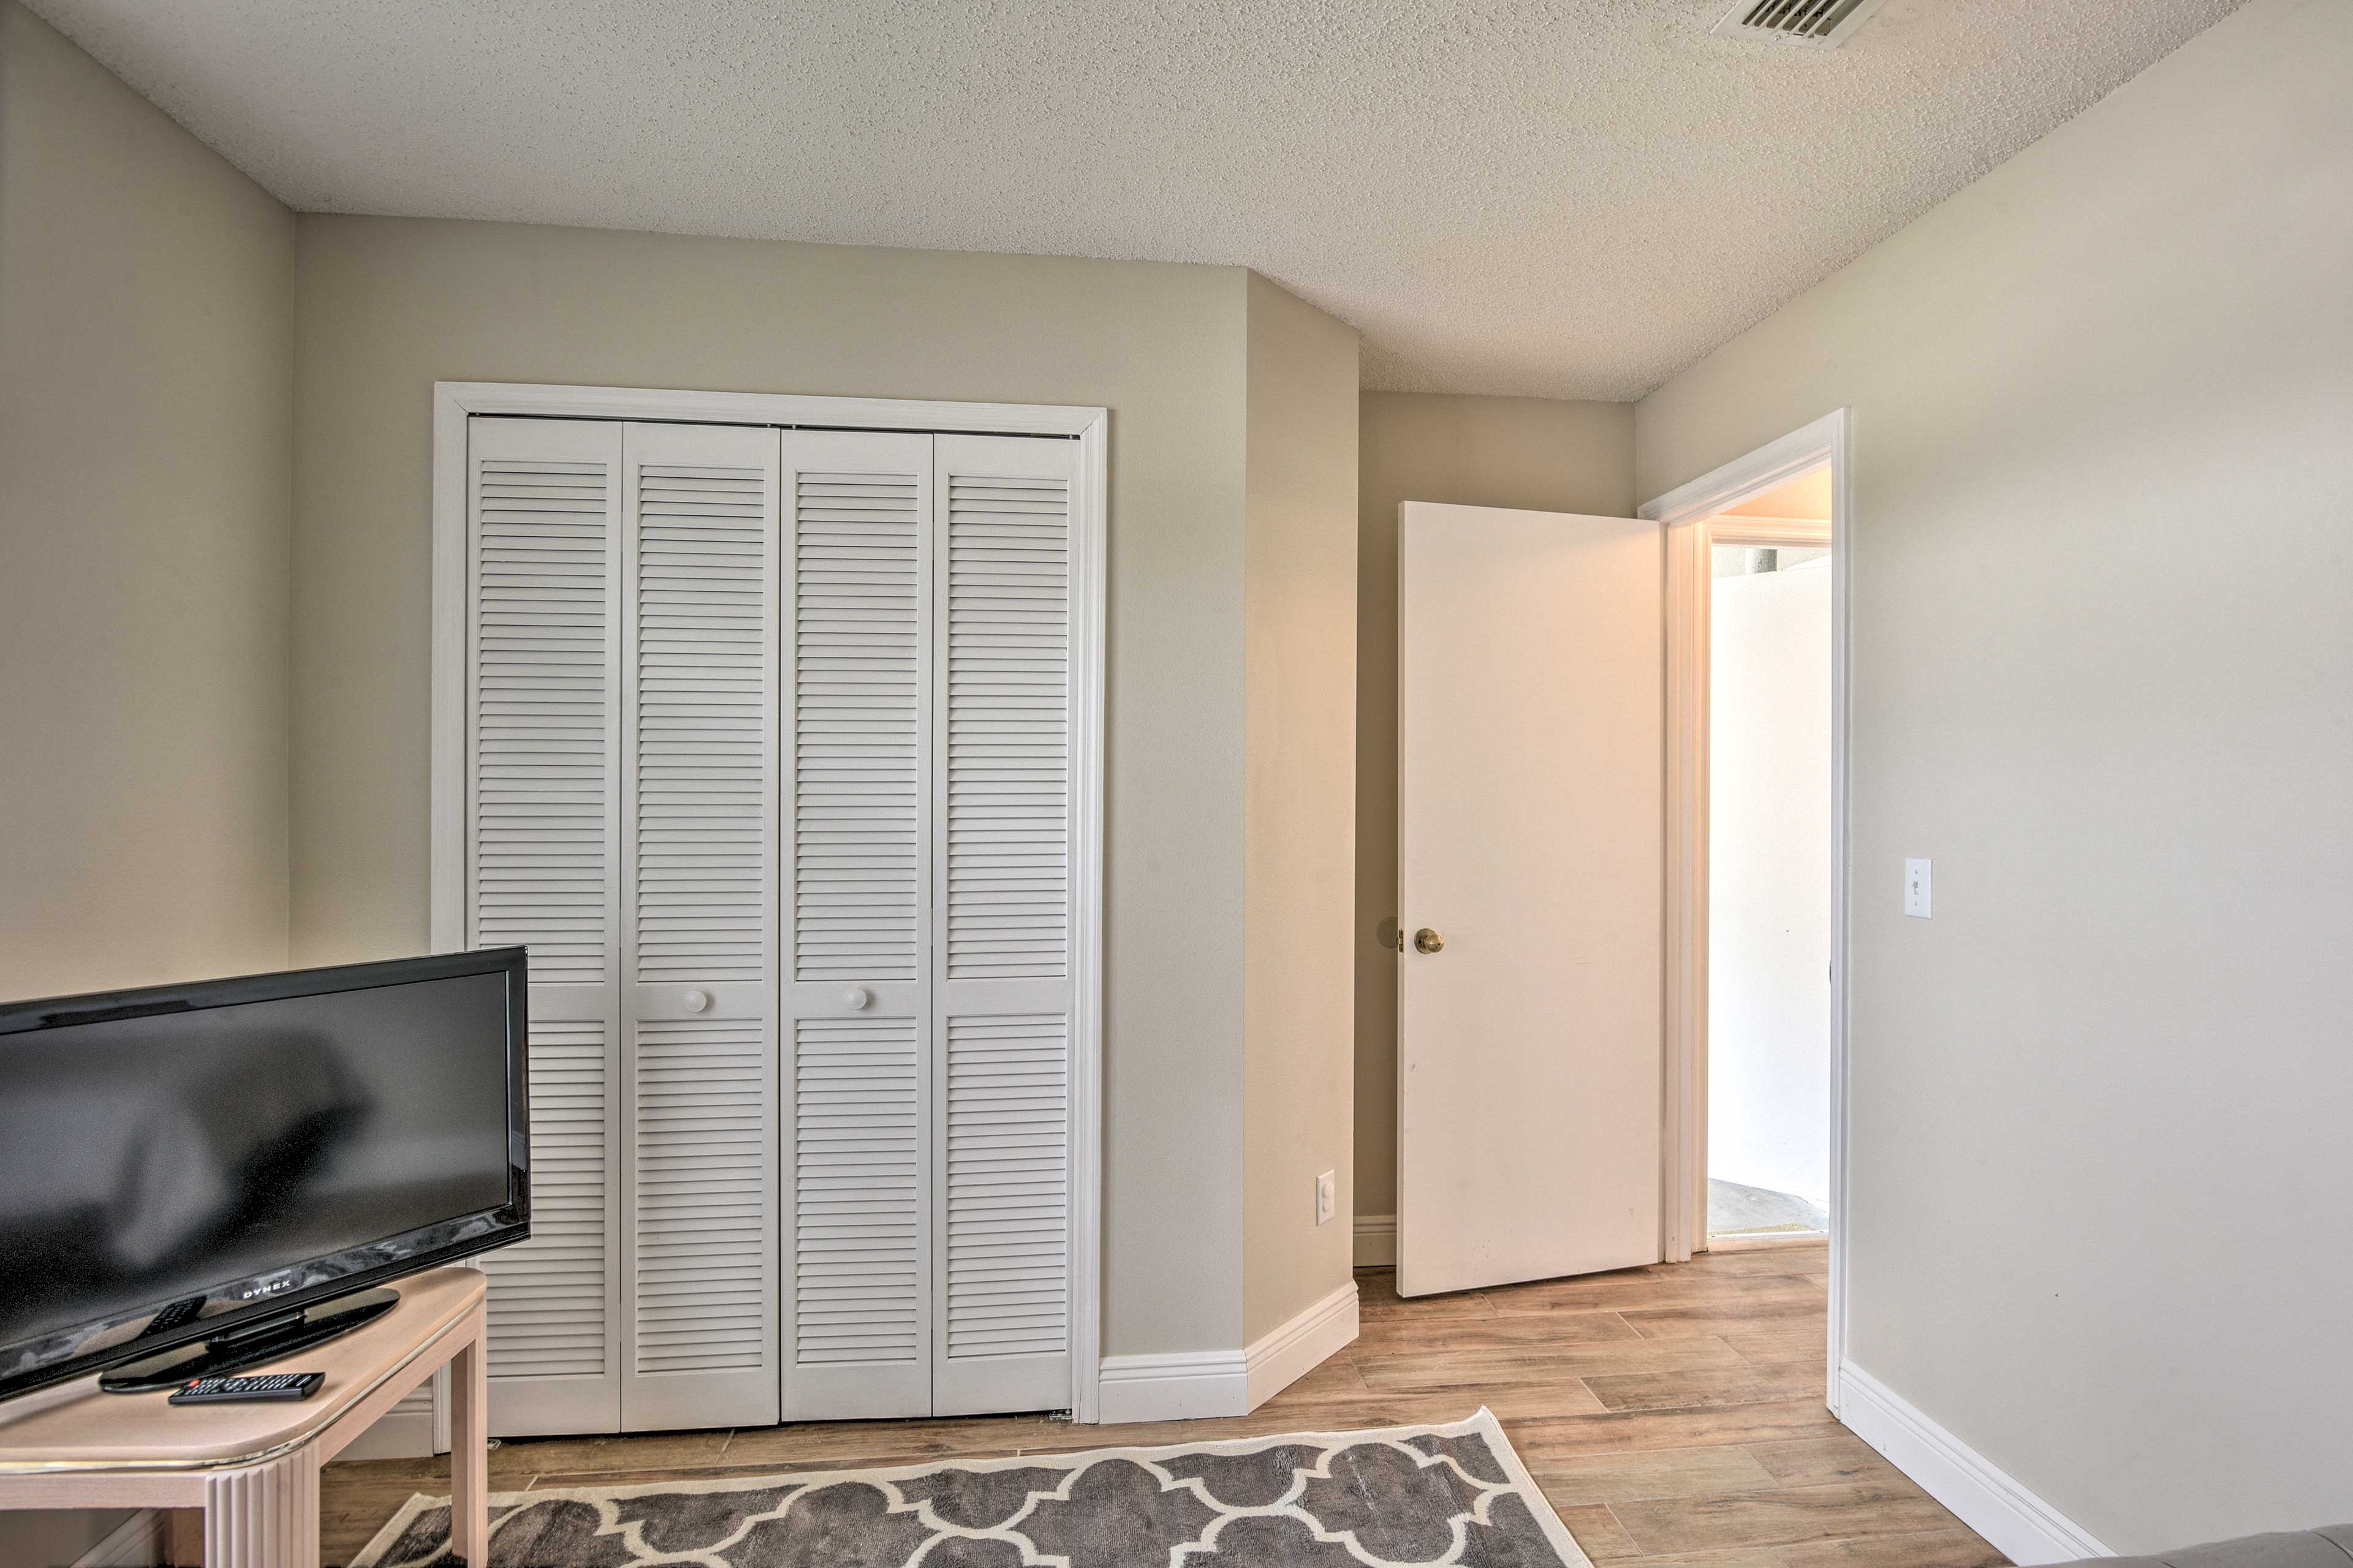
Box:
[169,1373,324,1404]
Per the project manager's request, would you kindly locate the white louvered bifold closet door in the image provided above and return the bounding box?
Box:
[465,417,627,1436]
[463,416,1078,1434]
[930,435,1077,1417]
[779,430,938,1420]
[619,422,783,1431]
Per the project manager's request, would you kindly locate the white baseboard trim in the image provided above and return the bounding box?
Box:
[1837,1359,2111,1565]
[71,1509,163,1568]
[1097,1278,1360,1425]
[1095,1349,1249,1424]
[333,1405,436,1460]
[1245,1280,1359,1410]
[1354,1214,1396,1268]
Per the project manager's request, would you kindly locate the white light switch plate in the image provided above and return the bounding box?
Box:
[1316,1171,1336,1225]
[1904,857,1932,918]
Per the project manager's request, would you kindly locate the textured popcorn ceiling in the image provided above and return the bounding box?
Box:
[27,0,2243,400]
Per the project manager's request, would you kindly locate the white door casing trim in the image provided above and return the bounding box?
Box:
[431,382,1108,1425]
[1639,408,1851,1405]
[1667,508,1830,1264]
[1838,1360,2113,1563]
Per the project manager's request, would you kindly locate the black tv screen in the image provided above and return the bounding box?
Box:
[0,949,529,1399]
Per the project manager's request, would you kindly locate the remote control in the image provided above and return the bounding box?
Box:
[167,1373,324,1405]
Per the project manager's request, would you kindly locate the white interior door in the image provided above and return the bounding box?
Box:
[465,415,627,1435]
[781,429,938,1421]
[618,421,782,1430]
[930,434,1076,1417]
[1396,502,1664,1298]
[777,430,1078,1422]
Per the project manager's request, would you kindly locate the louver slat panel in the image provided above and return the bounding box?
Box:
[636,463,769,984]
[792,468,923,984]
[474,458,611,982]
[485,1018,611,1376]
[933,434,1078,1418]
[945,475,1070,982]
[633,1020,767,1373]
[945,1015,1067,1360]
[785,1015,929,1417]
[781,430,934,1422]
[620,421,779,1433]
[466,415,624,1436]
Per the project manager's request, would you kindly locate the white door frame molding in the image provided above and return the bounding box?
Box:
[430,381,1109,1425]
[1661,509,1832,1266]
[1639,408,1851,1411]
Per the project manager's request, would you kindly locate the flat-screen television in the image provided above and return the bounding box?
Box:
[0,949,529,1400]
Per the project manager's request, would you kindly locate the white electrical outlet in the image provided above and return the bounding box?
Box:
[1904,857,1932,918]
[1316,1171,1336,1225]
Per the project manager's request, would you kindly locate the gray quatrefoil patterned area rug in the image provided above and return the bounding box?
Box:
[350,1408,1592,1568]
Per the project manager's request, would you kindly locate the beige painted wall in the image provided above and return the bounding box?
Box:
[0,2,295,1556]
[1240,275,1360,1344]
[290,217,1335,1359]
[1353,394,1634,1224]
[0,0,294,1001]
[1637,0,2353,1547]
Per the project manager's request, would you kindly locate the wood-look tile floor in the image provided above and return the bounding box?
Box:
[319,1241,2006,1567]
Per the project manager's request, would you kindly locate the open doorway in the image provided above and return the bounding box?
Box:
[1645,409,1850,1306]
[1702,468,1832,1241]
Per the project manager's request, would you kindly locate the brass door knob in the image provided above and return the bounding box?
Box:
[1413,928,1445,955]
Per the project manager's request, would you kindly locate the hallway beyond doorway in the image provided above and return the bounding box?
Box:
[1710,1178,1830,1240]
[1704,469,1834,1254]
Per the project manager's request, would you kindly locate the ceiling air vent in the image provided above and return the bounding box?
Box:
[1711,0,1892,47]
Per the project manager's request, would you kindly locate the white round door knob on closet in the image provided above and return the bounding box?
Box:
[844,987,871,1010]
[682,990,710,1013]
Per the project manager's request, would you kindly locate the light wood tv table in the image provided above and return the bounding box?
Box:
[0,1267,488,1567]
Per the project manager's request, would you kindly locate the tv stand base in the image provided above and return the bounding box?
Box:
[99,1288,400,1395]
